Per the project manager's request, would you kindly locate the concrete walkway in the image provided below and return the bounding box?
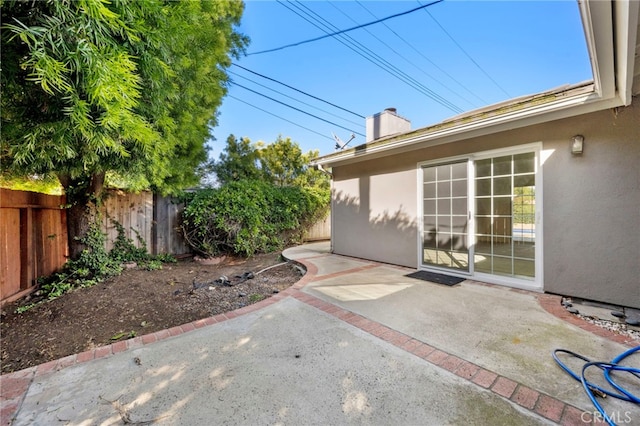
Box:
[1,242,638,425]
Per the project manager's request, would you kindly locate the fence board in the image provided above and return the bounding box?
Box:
[153,195,189,255]
[2,187,329,304]
[153,193,167,254]
[1,189,66,304]
[102,190,153,252]
[0,209,21,300]
[102,190,191,255]
[19,208,34,293]
[0,189,62,209]
[143,195,153,250]
[35,209,67,279]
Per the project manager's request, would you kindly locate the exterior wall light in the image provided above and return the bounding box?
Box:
[571,135,584,155]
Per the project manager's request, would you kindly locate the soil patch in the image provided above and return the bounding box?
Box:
[1,252,303,374]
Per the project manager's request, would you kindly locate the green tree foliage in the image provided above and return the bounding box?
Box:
[211,134,263,185]
[181,180,329,257]
[287,148,330,191]
[258,136,305,186]
[212,134,330,190]
[1,0,247,258]
[514,185,535,224]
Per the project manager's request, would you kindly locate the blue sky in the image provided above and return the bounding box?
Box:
[210,0,592,157]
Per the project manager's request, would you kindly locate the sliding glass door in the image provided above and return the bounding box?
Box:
[421,147,539,285]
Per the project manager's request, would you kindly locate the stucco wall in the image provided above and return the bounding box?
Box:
[331,100,640,308]
[540,103,640,308]
[332,157,418,267]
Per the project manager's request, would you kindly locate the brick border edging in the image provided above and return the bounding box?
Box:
[537,293,637,348]
[1,252,630,425]
[445,278,638,348]
[288,255,635,425]
[297,250,638,348]
[0,259,313,425]
[0,294,297,426]
[288,289,590,425]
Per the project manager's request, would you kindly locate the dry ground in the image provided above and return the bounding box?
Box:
[1,252,302,374]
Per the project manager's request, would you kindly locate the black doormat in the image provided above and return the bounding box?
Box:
[405,270,465,286]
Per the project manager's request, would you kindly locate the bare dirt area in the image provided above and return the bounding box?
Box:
[1,252,303,375]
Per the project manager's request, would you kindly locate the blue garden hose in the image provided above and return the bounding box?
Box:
[552,346,640,426]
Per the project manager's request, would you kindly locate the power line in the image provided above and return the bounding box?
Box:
[329,1,479,109]
[228,70,363,128]
[248,0,443,56]
[354,0,487,106]
[231,81,366,137]
[284,0,463,114]
[231,63,365,119]
[417,0,512,98]
[226,95,334,142]
[290,0,463,113]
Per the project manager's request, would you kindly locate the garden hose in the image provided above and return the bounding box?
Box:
[552,346,640,426]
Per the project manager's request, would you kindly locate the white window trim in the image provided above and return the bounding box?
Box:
[417,143,543,293]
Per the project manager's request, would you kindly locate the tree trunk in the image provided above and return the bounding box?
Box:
[65,201,94,260]
[59,172,106,260]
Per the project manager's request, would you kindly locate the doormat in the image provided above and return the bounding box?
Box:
[405,270,465,286]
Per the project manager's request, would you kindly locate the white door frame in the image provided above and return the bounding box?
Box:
[417,143,544,292]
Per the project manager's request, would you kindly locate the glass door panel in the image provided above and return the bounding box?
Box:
[473,153,536,279]
[422,161,469,272]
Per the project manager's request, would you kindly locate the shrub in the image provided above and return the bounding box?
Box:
[181,180,329,257]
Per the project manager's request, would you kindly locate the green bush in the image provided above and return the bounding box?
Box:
[181,180,329,257]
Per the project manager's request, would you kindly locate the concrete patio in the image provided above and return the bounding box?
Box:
[1,241,637,425]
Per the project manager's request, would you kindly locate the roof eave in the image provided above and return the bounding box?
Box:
[314,85,602,167]
[315,0,638,168]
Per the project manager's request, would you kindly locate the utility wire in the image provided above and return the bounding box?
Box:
[291,0,462,113]
[232,63,365,119]
[417,0,512,98]
[330,1,478,109]
[284,0,463,113]
[248,0,443,56]
[355,0,487,106]
[226,95,334,142]
[231,81,366,137]
[228,70,363,128]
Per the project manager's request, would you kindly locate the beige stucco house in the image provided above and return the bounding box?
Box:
[314,0,640,309]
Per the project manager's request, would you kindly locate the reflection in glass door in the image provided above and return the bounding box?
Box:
[422,161,469,272]
[474,153,536,279]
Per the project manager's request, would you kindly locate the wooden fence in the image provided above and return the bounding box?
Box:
[1,188,330,304]
[153,194,190,255]
[100,190,189,255]
[101,190,153,253]
[0,189,68,304]
[101,190,328,252]
[303,214,331,241]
